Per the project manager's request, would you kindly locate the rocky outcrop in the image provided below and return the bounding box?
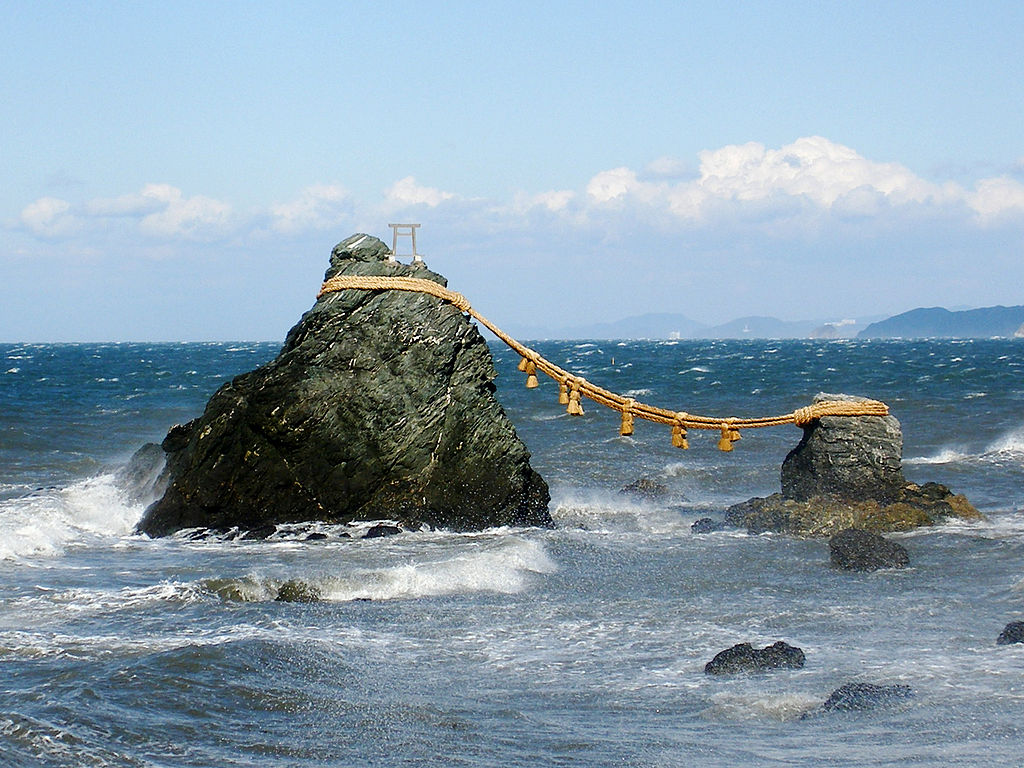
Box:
[704,641,805,675]
[829,528,909,571]
[725,393,981,535]
[822,682,912,711]
[997,621,1024,645]
[136,234,551,537]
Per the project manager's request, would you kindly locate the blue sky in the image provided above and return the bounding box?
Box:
[3,0,1023,341]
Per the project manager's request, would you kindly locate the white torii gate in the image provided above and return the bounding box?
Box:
[388,223,424,265]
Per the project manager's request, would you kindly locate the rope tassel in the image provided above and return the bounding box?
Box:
[717,420,741,451]
[620,399,635,436]
[524,359,539,389]
[517,356,530,372]
[671,423,689,449]
[558,382,569,405]
[567,380,584,415]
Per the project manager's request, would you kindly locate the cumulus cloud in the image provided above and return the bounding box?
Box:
[968,176,1024,223]
[19,196,76,237]
[386,176,455,207]
[270,184,351,233]
[137,185,233,238]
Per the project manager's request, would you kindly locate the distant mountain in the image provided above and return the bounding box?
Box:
[694,316,817,339]
[858,305,1024,339]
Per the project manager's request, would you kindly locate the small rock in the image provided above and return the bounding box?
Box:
[304,532,328,541]
[829,528,909,571]
[620,477,669,499]
[823,682,912,711]
[275,580,322,603]
[691,517,726,534]
[704,641,805,675]
[997,621,1024,645]
[241,525,277,540]
[363,524,403,539]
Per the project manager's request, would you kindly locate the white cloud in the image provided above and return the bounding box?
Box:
[386,176,455,207]
[270,184,351,233]
[137,185,233,239]
[968,176,1024,223]
[19,197,76,237]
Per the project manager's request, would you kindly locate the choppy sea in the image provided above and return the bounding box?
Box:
[2,338,1024,767]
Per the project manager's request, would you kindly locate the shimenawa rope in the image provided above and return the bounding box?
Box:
[317,274,889,451]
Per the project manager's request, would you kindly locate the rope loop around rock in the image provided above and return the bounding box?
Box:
[318,274,890,449]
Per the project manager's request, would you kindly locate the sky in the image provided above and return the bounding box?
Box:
[3,0,1024,341]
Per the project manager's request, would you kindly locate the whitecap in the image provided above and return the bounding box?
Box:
[0,474,143,562]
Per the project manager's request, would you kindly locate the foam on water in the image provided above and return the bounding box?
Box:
[0,474,143,562]
[202,535,557,603]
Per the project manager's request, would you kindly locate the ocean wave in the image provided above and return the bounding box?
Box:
[0,474,142,562]
[550,491,691,535]
[201,536,556,603]
[906,426,1024,466]
[705,691,821,722]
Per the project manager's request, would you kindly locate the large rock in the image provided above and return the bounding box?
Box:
[782,394,904,503]
[725,393,981,535]
[136,234,551,536]
[829,528,909,571]
[704,641,805,675]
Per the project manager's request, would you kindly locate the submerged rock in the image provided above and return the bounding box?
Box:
[691,517,727,534]
[136,234,551,537]
[704,641,805,675]
[822,682,913,711]
[275,580,322,603]
[725,393,980,535]
[619,476,669,499]
[996,621,1024,645]
[829,528,909,571]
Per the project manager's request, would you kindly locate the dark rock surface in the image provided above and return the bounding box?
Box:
[997,621,1024,645]
[691,517,727,534]
[822,682,913,711]
[829,528,909,571]
[781,394,904,503]
[725,393,981,535]
[136,234,551,537]
[619,476,669,499]
[363,524,403,539]
[704,641,805,675]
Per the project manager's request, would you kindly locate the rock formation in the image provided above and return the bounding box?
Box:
[829,528,909,571]
[996,621,1024,645]
[822,682,913,711]
[136,234,551,537]
[704,641,805,675]
[725,393,981,535]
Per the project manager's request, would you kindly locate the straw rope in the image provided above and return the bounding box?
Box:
[317,274,889,450]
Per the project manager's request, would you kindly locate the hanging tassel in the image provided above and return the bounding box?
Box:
[671,423,689,449]
[558,382,569,405]
[717,424,734,451]
[524,359,539,389]
[567,381,584,415]
[620,399,635,436]
[517,356,529,372]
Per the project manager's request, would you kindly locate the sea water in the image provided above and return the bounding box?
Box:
[2,339,1024,767]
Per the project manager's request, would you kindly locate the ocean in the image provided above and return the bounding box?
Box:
[2,338,1024,767]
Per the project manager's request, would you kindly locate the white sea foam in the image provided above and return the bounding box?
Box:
[705,691,821,722]
[906,425,1024,466]
[204,536,557,603]
[0,474,142,562]
[550,490,690,535]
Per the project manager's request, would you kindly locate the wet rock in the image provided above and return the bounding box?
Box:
[136,234,551,537]
[704,641,805,675]
[782,394,905,503]
[829,528,909,571]
[304,532,328,541]
[691,517,727,534]
[620,477,669,499]
[363,524,402,539]
[822,682,913,711]
[275,580,322,603]
[725,393,980,536]
[997,621,1024,645]
[240,525,277,541]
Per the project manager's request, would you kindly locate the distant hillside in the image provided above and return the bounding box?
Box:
[694,316,817,339]
[858,306,1024,339]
